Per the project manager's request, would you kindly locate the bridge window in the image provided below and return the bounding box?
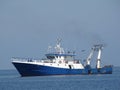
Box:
[47,56,55,60]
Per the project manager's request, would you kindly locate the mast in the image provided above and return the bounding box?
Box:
[55,39,65,54]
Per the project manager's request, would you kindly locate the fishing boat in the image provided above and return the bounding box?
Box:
[12,39,112,76]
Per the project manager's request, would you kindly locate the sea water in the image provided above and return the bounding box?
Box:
[0,67,120,90]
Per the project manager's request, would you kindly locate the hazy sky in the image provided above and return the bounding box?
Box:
[0,0,120,69]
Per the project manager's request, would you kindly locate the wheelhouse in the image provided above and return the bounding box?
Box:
[45,53,75,61]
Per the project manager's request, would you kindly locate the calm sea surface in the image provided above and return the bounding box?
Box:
[0,67,120,90]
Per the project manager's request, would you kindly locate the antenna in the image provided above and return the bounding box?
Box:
[57,38,62,45]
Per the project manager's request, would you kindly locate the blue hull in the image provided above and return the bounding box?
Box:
[12,62,112,76]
